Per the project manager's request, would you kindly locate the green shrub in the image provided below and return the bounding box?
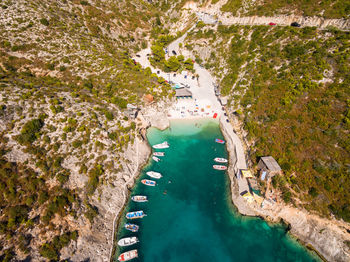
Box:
[38,191,49,205]
[104,110,113,121]
[40,243,58,260]
[72,140,83,148]
[16,119,44,145]
[84,202,99,223]
[309,187,319,198]
[40,231,77,260]
[86,164,104,195]
[111,97,127,109]
[282,191,292,203]
[56,172,69,184]
[39,18,49,26]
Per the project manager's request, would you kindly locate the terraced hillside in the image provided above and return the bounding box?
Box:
[0,0,173,260]
[185,24,350,222]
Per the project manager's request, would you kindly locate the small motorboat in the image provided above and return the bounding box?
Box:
[118,249,138,261]
[126,210,146,219]
[124,223,139,232]
[214,157,228,163]
[141,179,156,186]
[152,156,160,162]
[118,237,139,247]
[153,152,165,157]
[215,138,225,144]
[213,165,227,170]
[153,141,169,149]
[131,195,148,202]
[146,171,162,179]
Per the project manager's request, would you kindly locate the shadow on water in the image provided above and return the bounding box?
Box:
[115,119,321,262]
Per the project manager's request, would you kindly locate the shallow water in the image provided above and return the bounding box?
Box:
[115,119,320,262]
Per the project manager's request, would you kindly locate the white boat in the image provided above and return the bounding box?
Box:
[117,237,139,247]
[214,157,228,163]
[146,171,162,179]
[153,152,165,157]
[126,210,146,219]
[153,141,169,149]
[213,165,227,170]
[152,156,160,162]
[118,249,138,261]
[141,179,156,186]
[131,195,148,202]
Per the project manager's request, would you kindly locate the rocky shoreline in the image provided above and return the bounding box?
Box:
[104,111,349,262]
[57,102,171,262]
[107,104,171,262]
[220,116,350,262]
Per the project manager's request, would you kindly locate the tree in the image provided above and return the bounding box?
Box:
[40,244,58,260]
[184,58,194,71]
[151,44,165,62]
[177,55,184,62]
[39,18,49,26]
[165,56,180,72]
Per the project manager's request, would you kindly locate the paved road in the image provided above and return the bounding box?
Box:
[167,24,196,57]
[195,11,350,30]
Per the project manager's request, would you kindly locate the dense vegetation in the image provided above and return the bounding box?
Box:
[186,24,350,221]
[150,34,195,73]
[221,0,350,18]
[0,148,78,260]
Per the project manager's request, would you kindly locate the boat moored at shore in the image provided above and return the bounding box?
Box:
[214,157,228,163]
[153,152,165,157]
[141,179,156,186]
[153,141,169,149]
[118,249,138,261]
[117,237,139,247]
[215,138,225,144]
[213,165,227,170]
[124,223,139,232]
[152,156,160,162]
[126,210,146,219]
[131,195,148,202]
[146,171,162,179]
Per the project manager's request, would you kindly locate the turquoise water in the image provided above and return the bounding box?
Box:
[115,119,320,262]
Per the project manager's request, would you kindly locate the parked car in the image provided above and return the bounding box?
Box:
[136,54,140,57]
[269,22,276,26]
[173,73,176,77]
[192,76,195,80]
[226,119,229,123]
[172,50,177,55]
[291,22,301,27]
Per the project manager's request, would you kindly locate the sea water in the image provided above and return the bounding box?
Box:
[115,119,320,262]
